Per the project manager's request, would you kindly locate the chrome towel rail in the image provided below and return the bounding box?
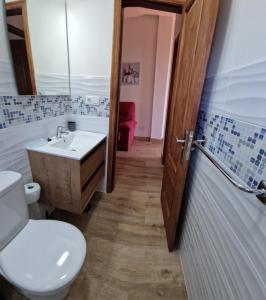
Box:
[193,141,266,204]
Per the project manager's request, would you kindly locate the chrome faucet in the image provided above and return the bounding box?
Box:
[56,126,69,139]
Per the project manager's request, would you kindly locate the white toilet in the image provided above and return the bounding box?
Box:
[0,171,86,299]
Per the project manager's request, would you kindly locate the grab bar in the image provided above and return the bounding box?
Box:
[193,141,266,204]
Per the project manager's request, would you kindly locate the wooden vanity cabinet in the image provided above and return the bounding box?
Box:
[28,140,106,214]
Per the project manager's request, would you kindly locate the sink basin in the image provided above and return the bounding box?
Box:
[51,132,97,151]
[26,130,106,160]
[51,137,77,150]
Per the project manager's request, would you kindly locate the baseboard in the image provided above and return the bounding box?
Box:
[150,138,164,144]
[134,137,164,144]
[134,136,151,142]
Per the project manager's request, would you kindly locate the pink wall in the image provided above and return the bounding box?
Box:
[120,8,180,139]
[120,14,158,137]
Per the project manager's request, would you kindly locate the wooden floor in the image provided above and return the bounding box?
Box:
[1,140,187,300]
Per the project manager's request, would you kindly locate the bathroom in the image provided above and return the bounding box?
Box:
[0,0,266,299]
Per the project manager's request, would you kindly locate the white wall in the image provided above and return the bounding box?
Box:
[207,0,266,77]
[0,0,17,94]
[180,0,266,299]
[120,14,158,138]
[201,0,266,125]
[67,0,114,96]
[0,115,68,182]
[151,15,176,140]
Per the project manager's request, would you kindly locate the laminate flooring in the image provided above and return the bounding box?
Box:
[1,140,187,300]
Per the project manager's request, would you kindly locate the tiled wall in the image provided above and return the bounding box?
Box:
[196,110,266,189]
[0,95,110,129]
[0,115,68,181]
[182,85,266,300]
[0,93,110,188]
[0,95,71,129]
[70,96,109,117]
[0,94,110,194]
[180,1,266,299]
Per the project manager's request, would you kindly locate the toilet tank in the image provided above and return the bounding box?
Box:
[0,171,29,251]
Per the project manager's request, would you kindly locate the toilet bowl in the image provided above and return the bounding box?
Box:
[0,171,86,299]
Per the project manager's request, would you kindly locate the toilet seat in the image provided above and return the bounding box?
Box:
[0,219,86,295]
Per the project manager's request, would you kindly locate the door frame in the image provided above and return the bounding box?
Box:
[5,0,36,95]
[107,0,185,192]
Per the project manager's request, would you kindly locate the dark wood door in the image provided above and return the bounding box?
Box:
[10,39,34,95]
[162,35,179,165]
[161,0,219,251]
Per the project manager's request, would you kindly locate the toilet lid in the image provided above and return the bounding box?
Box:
[0,219,86,294]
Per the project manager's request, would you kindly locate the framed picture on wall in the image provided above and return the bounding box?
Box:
[121,62,140,85]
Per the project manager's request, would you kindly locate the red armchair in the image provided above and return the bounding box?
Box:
[117,102,137,151]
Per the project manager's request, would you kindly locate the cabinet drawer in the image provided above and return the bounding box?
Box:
[80,142,105,187]
[81,164,105,210]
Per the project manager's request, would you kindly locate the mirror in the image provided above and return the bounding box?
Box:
[4,0,70,95]
[66,0,114,96]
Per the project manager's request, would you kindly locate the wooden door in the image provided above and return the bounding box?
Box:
[10,40,34,95]
[161,0,219,251]
[162,35,179,165]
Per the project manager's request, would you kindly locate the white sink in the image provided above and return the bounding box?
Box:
[51,137,76,150]
[26,130,106,160]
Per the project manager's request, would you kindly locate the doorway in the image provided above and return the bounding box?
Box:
[117,7,179,156]
[108,0,219,251]
[115,6,179,216]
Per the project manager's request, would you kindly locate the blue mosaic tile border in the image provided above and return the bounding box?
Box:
[0,95,110,129]
[196,110,266,189]
[0,95,71,129]
[71,96,109,117]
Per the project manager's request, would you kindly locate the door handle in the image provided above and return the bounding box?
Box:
[176,137,186,146]
[175,137,207,145]
[175,131,194,163]
[175,134,207,163]
[176,138,205,145]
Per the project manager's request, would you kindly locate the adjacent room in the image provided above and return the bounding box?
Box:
[117,7,179,152]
